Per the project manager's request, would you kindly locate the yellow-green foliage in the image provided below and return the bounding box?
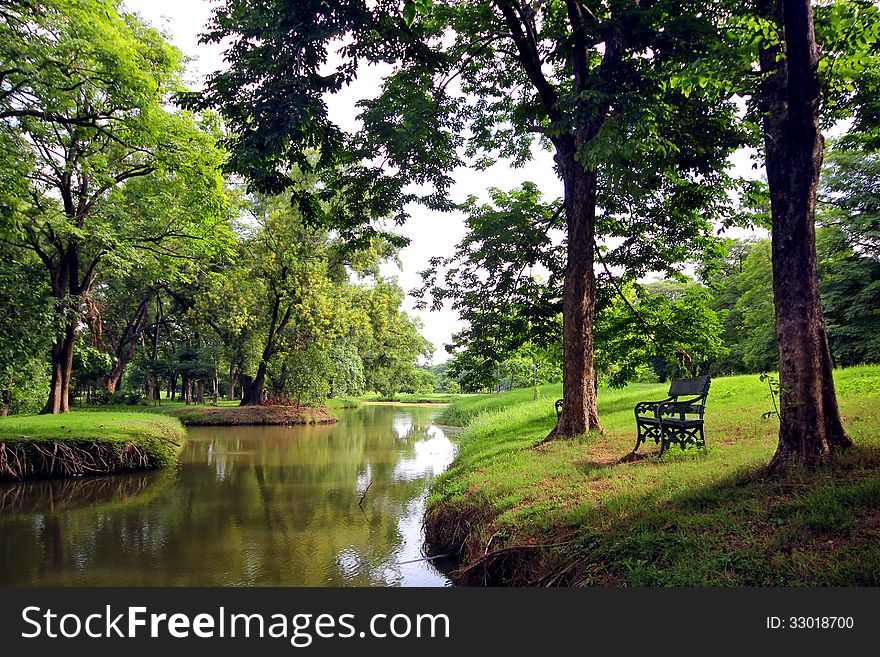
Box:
[429,366,880,585]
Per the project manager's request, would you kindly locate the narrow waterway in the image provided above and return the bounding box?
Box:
[0,405,456,586]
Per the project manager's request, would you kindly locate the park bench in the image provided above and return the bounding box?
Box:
[632,375,710,457]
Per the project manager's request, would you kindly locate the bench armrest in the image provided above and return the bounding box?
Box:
[657,396,707,418]
[634,398,672,415]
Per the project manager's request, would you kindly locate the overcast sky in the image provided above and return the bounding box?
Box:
[124,0,759,364]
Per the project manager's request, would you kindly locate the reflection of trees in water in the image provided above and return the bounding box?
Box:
[0,472,160,514]
[0,407,452,586]
[0,471,172,586]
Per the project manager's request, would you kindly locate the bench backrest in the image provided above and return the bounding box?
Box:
[667,376,710,399]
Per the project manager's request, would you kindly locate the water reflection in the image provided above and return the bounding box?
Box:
[0,405,455,586]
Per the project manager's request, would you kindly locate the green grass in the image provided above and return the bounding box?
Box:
[325,397,362,409]
[72,399,240,413]
[0,412,186,478]
[427,366,880,586]
[0,411,184,443]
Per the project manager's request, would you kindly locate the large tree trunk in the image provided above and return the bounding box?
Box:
[548,141,602,438]
[42,320,76,415]
[103,368,122,394]
[239,361,268,406]
[760,0,850,473]
[240,291,287,406]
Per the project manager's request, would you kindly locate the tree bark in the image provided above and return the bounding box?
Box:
[239,285,290,406]
[493,1,621,438]
[101,296,150,394]
[547,139,602,438]
[240,362,267,406]
[760,0,851,473]
[42,319,76,414]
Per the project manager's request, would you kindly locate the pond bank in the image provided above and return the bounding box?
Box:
[169,405,337,426]
[0,405,455,585]
[360,401,450,407]
[0,413,185,482]
[425,368,880,586]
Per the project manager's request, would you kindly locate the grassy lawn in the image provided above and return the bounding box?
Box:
[72,399,240,413]
[426,366,880,586]
[0,412,185,480]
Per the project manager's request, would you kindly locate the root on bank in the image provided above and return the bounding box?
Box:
[0,440,163,482]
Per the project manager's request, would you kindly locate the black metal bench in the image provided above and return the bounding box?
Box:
[632,376,710,457]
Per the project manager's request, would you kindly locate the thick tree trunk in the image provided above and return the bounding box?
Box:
[102,368,123,394]
[548,141,602,438]
[42,320,76,415]
[239,362,268,406]
[760,0,851,473]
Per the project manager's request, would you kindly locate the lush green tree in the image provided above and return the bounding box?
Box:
[193,0,744,438]
[0,1,230,413]
[700,239,778,375]
[818,227,880,367]
[416,182,565,391]
[592,279,728,387]
[0,245,53,414]
[818,148,880,367]
[328,339,366,398]
[425,362,462,394]
[678,0,880,470]
[234,194,336,405]
[359,282,433,400]
[820,148,880,260]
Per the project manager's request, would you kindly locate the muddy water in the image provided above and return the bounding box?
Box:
[0,405,456,586]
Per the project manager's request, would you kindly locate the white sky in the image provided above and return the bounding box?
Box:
[124,0,759,364]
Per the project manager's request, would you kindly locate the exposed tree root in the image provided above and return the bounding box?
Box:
[0,440,159,482]
[424,498,585,586]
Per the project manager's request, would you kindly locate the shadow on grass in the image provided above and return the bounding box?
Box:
[564,443,880,586]
[445,443,880,587]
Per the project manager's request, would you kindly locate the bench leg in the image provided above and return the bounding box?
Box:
[633,420,659,453]
[633,417,644,453]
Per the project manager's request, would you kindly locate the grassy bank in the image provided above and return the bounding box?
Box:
[426,366,880,586]
[168,405,337,426]
[0,412,185,481]
[357,392,465,404]
[73,400,338,425]
[325,397,362,410]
